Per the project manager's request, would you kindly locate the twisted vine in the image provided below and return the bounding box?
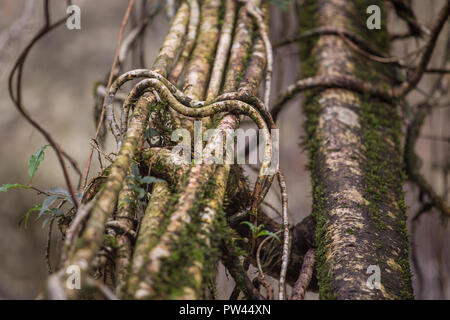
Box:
[106,69,277,209]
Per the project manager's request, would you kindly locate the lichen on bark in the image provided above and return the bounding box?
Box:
[298,0,413,299]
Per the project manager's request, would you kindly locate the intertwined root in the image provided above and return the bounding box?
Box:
[106,68,277,209]
[48,0,293,300]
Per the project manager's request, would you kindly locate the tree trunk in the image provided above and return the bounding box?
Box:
[298,0,413,299]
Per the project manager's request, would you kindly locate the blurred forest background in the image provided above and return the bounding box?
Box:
[0,0,448,299]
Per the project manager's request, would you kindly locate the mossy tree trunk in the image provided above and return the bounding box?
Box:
[298,0,413,299]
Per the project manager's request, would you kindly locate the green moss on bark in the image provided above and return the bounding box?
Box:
[298,0,413,299]
[150,175,228,299]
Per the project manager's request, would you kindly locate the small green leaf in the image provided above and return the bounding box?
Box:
[256,224,265,233]
[136,188,147,200]
[138,200,147,207]
[128,184,147,200]
[52,208,64,217]
[28,145,49,182]
[39,195,58,217]
[40,208,63,228]
[140,176,165,184]
[131,163,140,179]
[256,230,281,242]
[24,204,42,229]
[45,186,78,205]
[240,221,257,234]
[145,128,160,138]
[0,184,30,192]
[42,216,53,228]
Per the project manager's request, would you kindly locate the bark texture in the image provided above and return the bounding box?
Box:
[299,0,413,299]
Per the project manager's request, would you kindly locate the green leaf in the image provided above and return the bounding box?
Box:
[240,221,257,234]
[41,209,63,228]
[136,187,147,200]
[138,200,147,207]
[131,163,140,179]
[52,208,64,217]
[256,230,281,242]
[256,224,265,233]
[0,184,30,192]
[128,184,147,200]
[39,195,58,217]
[24,204,42,229]
[42,216,53,228]
[28,145,49,182]
[45,186,78,205]
[145,128,160,138]
[140,176,165,184]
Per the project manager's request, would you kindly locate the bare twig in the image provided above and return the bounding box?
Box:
[45,218,54,274]
[274,26,385,57]
[419,134,450,143]
[90,139,115,163]
[252,275,273,300]
[405,103,450,218]
[271,2,449,120]
[81,0,135,191]
[62,201,95,264]
[221,241,265,300]
[271,74,396,121]
[389,0,430,37]
[290,248,315,300]
[395,1,450,96]
[277,169,290,300]
[256,230,282,278]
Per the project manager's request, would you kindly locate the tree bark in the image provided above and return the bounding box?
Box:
[298,0,413,299]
